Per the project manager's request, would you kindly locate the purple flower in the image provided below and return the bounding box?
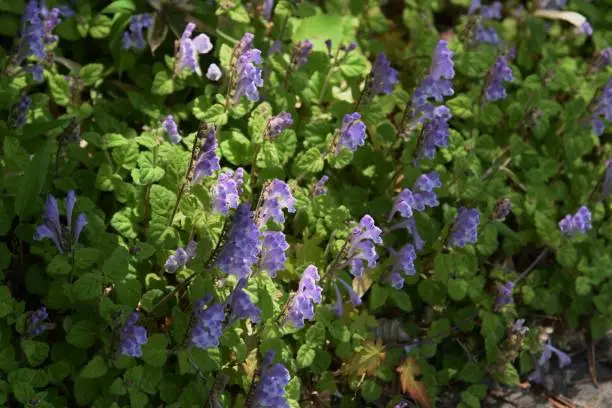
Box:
[27,307,50,337]
[191,300,224,349]
[431,40,455,82]
[512,319,529,336]
[287,265,322,328]
[469,1,503,45]
[193,126,221,183]
[119,313,148,357]
[590,80,611,136]
[228,279,260,324]
[215,203,261,279]
[332,278,362,316]
[26,64,44,82]
[540,0,567,9]
[387,244,417,289]
[492,198,512,221]
[324,39,333,57]
[213,168,244,215]
[267,112,293,139]
[263,0,275,21]
[122,13,152,50]
[474,25,501,45]
[388,172,442,221]
[34,191,87,253]
[485,56,514,102]
[164,241,197,273]
[336,112,367,154]
[17,0,62,63]
[579,21,593,36]
[232,33,264,103]
[206,63,222,81]
[368,53,398,96]
[559,206,592,236]
[449,207,481,248]
[314,175,329,196]
[528,340,571,384]
[258,180,296,225]
[163,115,181,144]
[259,231,289,277]
[595,48,612,69]
[176,22,213,75]
[340,215,383,277]
[602,159,612,199]
[10,95,31,128]
[254,353,291,408]
[418,105,452,160]
[495,281,515,309]
[293,40,313,69]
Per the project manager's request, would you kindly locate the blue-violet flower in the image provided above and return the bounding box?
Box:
[213,168,244,215]
[176,22,213,75]
[119,312,148,357]
[164,241,197,273]
[559,206,592,236]
[336,112,367,154]
[193,126,221,183]
[34,191,87,253]
[258,179,296,225]
[449,207,481,248]
[287,265,322,328]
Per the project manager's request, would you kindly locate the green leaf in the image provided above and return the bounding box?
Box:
[75,248,103,269]
[220,129,253,165]
[21,340,49,367]
[0,285,14,318]
[80,356,108,379]
[110,211,138,240]
[66,321,98,349]
[339,52,369,78]
[100,0,136,14]
[139,289,164,312]
[89,14,112,38]
[150,184,176,216]
[361,379,382,403]
[447,94,473,119]
[102,247,130,283]
[575,276,591,296]
[73,273,103,301]
[147,12,168,54]
[142,334,168,367]
[296,345,316,368]
[292,147,324,175]
[46,255,72,276]
[15,140,53,218]
[390,290,413,312]
[369,284,388,310]
[151,71,174,95]
[49,74,71,106]
[80,63,104,86]
[193,103,228,126]
[132,167,165,185]
[448,279,468,301]
[116,278,141,308]
[129,389,148,408]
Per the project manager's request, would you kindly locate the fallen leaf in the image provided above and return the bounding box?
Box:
[397,357,432,408]
[343,340,386,377]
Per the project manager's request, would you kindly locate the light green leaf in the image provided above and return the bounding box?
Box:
[220,129,252,165]
[193,103,228,126]
[79,63,104,86]
[296,345,316,368]
[110,211,138,240]
[89,14,112,38]
[292,147,324,175]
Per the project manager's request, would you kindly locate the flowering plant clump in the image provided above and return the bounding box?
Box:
[0,0,611,407]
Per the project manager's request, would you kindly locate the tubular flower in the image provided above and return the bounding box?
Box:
[118,313,148,357]
[176,22,213,75]
[162,115,181,144]
[387,244,417,289]
[559,206,592,236]
[34,191,87,253]
[215,203,261,279]
[191,300,224,349]
[449,207,481,248]
[228,279,261,324]
[336,112,367,154]
[528,340,571,384]
[193,126,221,183]
[292,40,313,69]
[314,175,329,196]
[469,1,503,45]
[590,80,612,136]
[368,53,399,97]
[17,0,62,64]
[339,215,383,278]
[27,307,50,337]
[213,168,244,215]
[287,265,322,328]
[332,278,362,317]
[495,281,515,309]
[253,352,291,408]
[267,112,293,139]
[10,95,31,128]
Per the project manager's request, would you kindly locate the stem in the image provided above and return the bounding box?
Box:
[515,248,549,284]
[319,46,342,103]
[249,140,263,196]
[353,74,370,113]
[168,133,201,226]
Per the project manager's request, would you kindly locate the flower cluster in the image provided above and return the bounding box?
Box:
[163,115,181,144]
[122,13,152,50]
[389,171,442,220]
[17,0,62,64]
[176,23,213,75]
[528,340,572,384]
[412,40,455,110]
[267,112,293,139]
[314,175,329,196]
[559,206,592,236]
[213,168,244,215]
[485,55,514,102]
[287,265,322,328]
[119,313,148,357]
[367,53,399,97]
[259,231,289,277]
[258,180,296,225]
[191,300,224,349]
[193,126,221,183]
[34,191,87,254]
[468,1,503,45]
[495,281,515,309]
[340,215,383,277]
[449,207,481,248]
[164,241,197,273]
[590,80,611,136]
[292,40,313,69]
[216,204,261,278]
[253,352,291,408]
[336,112,367,154]
[232,33,264,103]
[28,307,50,337]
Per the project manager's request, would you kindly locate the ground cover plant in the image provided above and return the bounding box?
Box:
[1,0,612,406]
